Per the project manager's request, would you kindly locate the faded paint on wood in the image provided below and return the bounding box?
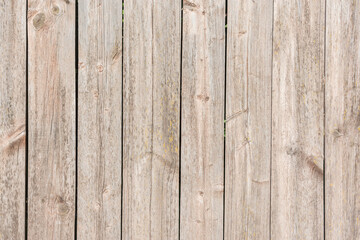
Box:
[27,0,76,239]
[77,0,122,239]
[122,0,181,239]
[0,0,26,239]
[180,0,225,239]
[271,0,325,239]
[224,0,272,239]
[325,1,360,239]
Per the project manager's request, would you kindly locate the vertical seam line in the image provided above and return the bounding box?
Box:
[223,0,228,239]
[74,0,79,239]
[323,0,327,239]
[120,0,125,239]
[25,0,29,239]
[179,0,183,239]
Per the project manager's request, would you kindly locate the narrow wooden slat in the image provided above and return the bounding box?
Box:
[0,1,26,239]
[180,0,225,239]
[77,1,122,239]
[27,0,75,239]
[271,0,325,239]
[224,0,272,239]
[325,1,360,239]
[122,0,181,239]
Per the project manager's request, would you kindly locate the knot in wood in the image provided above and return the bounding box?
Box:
[33,13,45,30]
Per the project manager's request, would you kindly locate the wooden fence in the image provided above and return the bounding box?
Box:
[1,0,359,239]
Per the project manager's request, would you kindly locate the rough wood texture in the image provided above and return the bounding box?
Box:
[122,0,181,239]
[180,0,225,239]
[0,1,26,239]
[77,0,122,239]
[27,0,76,239]
[271,0,325,239]
[224,0,272,239]
[325,1,360,239]
[3,1,360,238]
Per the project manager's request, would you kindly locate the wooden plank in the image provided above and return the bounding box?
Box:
[77,0,122,239]
[27,0,76,239]
[180,0,225,239]
[325,1,360,239]
[0,0,26,239]
[122,0,181,239]
[271,0,325,239]
[224,0,272,239]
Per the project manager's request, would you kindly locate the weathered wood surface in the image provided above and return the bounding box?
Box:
[325,1,360,239]
[27,0,76,239]
[271,0,325,239]
[77,0,123,239]
[0,0,26,239]
[3,1,360,239]
[224,0,273,239]
[180,0,225,239]
[122,0,181,239]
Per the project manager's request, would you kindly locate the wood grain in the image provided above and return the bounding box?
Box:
[271,0,325,239]
[27,0,76,239]
[180,0,225,239]
[0,0,26,239]
[3,1,360,238]
[122,0,181,239]
[325,1,360,239]
[77,0,122,239]
[224,0,272,239]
